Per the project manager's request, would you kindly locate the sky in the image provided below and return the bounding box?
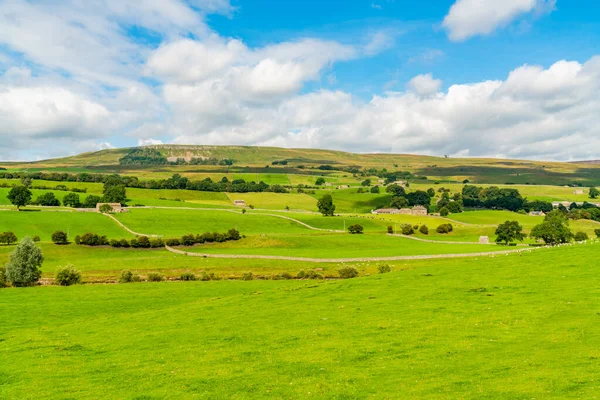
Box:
[0,0,599,161]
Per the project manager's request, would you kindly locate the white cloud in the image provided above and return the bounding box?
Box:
[406,74,443,97]
[443,0,556,41]
[138,138,164,146]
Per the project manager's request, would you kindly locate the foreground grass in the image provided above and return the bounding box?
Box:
[1,243,599,398]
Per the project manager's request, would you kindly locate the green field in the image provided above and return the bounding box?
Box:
[1,242,599,398]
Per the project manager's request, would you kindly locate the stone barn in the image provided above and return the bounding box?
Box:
[233,200,247,207]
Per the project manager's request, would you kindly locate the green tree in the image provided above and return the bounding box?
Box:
[406,190,431,207]
[348,224,364,234]
[99,204,114,213]
[590,187,600,199]
[315,177,325,186]
[7,186,32,210]
[447,201,463,213]
[390,196,409,209]
[35,192,60,207]
[494,221,526,245]
[427,188,436,197]
[63,193,81,208]
[103,185,126,203]
[370,186,380,193]
[439,207,449,217]
[55,265,82,286]
[386,184,406,197]
[530,210,573,245]
[5,237,43,287]
[361,179,371,186]
[0,232,18,245]
[82,195,102,208]
[317,194,336,216]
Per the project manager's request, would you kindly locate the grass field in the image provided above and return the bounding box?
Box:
[0,210,132,240]
[1,242,598,398]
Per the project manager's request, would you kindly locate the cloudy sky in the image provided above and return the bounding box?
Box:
[0,0,599,161]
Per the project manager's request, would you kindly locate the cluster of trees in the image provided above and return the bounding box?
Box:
[75,229,241,248]
[271,160,288,165]
[119,148,235,166]
[563,202,600,222]
[6,187,123,210]
[0,231,18,245]
[385,184,435,210]
[462,185,526,211]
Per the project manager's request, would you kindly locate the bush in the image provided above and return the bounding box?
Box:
[436,223,454,234]
[419,225,429,235]
[5,237,43,287]
[180,272,196,281]
[77,233,109,246]
[147,272,164,282]
[119,270,141,283]
[149,238,164,248]
[574,232,589,242]
[110,239,121,248]
[55,265,82,286]
[51,230,68,245]
[200,272,219,281]
[181,234,196,246]
[280,272,293,280]
[98,203,113,213]
[166,238,181,246]
[387,225,394,234]
[296,270,306,279]
[339,267,359,279]
[595,228,600,238]
[133,236,151,248]
[439,207,449,217]
[0,266,7,288]
[348,224,364,234]
[378,264,391,274]
[401,224,414,235]
[32,235,41,242]
[241,272,254,281]
[305,270,324,280]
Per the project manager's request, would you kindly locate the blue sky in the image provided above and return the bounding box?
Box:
[0,0,599,161]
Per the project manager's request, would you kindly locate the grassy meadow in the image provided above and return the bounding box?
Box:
[1,242,599,398]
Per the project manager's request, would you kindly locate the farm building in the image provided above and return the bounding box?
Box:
[233,200,246,206]
[96,203,124,213]
[574,189,584,195]
[372,206,428,216]
[529,211,546,216]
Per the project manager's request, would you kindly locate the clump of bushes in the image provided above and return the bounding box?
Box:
[338,267,359,279]
[200,272,220,281]
[439,207,449,217]
[241,272,254,281]
[147,272,164,282]
[387,225,394,234]
[75,233,109,246]
[55,265,82,286]
[32,235,41,242]
[119,269,142,283]
[348,224,364,234]
[169,229,242,247]
[594,228,600,238]
[436,223,454,234]
[51,230,68,245]
[419,225,429,235]
[401,224,414,235]
[304,270,324,280]
[0,266,7,288]
[378,264,391,274]
[180,272,196,281]
[280,272,293,280]
[574,232,589,242]
[0,231,18,245]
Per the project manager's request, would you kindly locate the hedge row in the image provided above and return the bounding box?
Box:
[75,229,242,248]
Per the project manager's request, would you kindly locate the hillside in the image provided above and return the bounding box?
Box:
[2,145,600,185]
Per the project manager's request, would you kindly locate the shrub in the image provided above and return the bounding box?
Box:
[110,239,121,248]
[241,272,254,281]
[227,229,241,241]
[51,230,68,245]
[296,270,306,279]
[147,272,164,282]
[166,238,181,246]
[32,235,41,242]
[118,270,141,283]
[120,239,130,248]
[180,272,196,281]
[436,223,454,234]
[55,265,82,286]
[280,272,293,280]
[181,234,196,246]
[348,224,364,234]
[200,272,219,281]
[78,233,109,246]
[595,228,600,238]
[378,264,391,274]
[387,225,394,234]
[0,231,18,245]
[0,266,7,288]
[574,232,589,242]
[149,238,164,248]
[5,237,43,287]
[305,270,324,280]
[419,225,429,235]
[439,207,449,217]
[401,224,414,235]
[338,267,359,279]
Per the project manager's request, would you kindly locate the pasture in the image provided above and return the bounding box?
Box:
[1,242,598,398]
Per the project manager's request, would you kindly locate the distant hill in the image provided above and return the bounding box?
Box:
[1,145,600,186]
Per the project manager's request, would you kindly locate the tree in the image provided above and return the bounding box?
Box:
[55,265,82,286]
[7,186,32,210]
[390,196,409,209]
[439,207,449,217]
[574,232,589,242]
[361,179,371,186]
[427,188,436,197]
[103,185,126,203]
[82,195,102,208]
[370,186,380,193]
[0,232,18,245]
[447,201,463,213]
[317,194,336,216]
[419,225,429,235]
[595,228,600,238]
[63,193,81,208]
[401,224,414,235]
[51,231,69,245]
[99,204,113,213]
[494,221,526,245]
[35,192,60,207]
[5,237,43,287]
[530,210,573,245]
[590,187,600,199]
[348,224,364,234]
[315,177,326,186]
[407,190,431,207]
[386,184,406,197]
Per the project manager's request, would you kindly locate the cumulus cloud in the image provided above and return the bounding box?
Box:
[406,74,443,97]
[443,0,557,41]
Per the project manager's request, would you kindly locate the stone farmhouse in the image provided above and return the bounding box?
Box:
[96,203,124,213]
[528,211,546,216]
[233,200,246,206]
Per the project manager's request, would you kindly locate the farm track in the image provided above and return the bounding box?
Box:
[164,245,543,263]
[387,233,528,246]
